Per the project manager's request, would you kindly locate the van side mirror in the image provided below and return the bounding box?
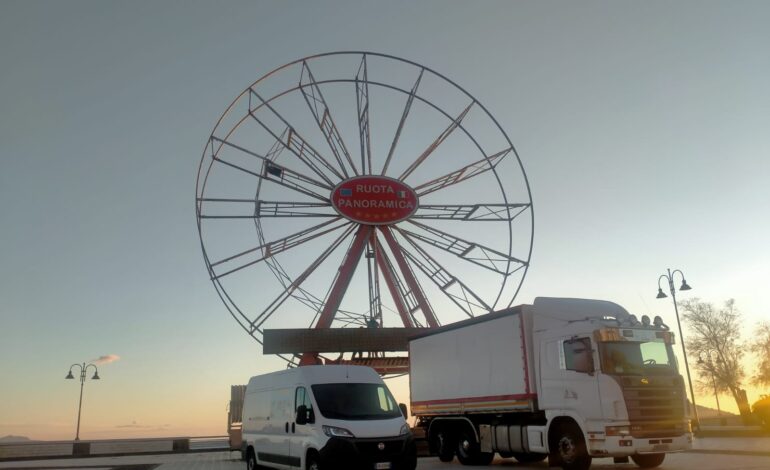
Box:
[399,403,408,419]
[296,405,313,425]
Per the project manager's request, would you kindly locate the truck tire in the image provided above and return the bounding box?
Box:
[553,423,592,470]
[631,453,665,468]
[436,431,455,462]
[512,452,548,463]
[456,430,494,466]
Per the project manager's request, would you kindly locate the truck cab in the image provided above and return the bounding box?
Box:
[532,298,692,468]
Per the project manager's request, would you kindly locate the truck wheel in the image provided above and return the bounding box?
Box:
[456,430,494,466]
[554,424,592,470]
[436,431,454,462]
[631,453,665,468]
[512,452,548,463]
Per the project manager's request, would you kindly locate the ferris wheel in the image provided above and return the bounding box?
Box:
[195,52,533,371]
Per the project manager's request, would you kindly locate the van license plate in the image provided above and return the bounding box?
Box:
[375,463,391,469]
[653,444,670,451]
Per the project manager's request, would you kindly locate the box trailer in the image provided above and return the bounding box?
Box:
[409,297,692,470]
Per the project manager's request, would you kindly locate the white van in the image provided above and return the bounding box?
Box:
[242,365,417,470]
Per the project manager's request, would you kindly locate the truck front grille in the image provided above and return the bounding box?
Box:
[619,375,687,438]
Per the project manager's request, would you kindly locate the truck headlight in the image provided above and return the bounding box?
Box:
[399,423,411,436]
[605,425,631,436]
[323,425,355,438]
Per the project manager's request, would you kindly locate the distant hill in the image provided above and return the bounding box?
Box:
[0,435,32,443]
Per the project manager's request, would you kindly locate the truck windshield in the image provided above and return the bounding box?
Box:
[599,341,678,376]
[311,383,402,420]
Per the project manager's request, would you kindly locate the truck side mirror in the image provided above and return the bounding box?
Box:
[399,403,408,419]
[296,405,313,425]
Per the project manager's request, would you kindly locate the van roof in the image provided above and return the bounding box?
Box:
[246,365,382,390]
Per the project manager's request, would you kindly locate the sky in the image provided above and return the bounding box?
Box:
[1,0,769,440]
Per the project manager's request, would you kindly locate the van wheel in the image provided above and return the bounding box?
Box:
[246,450,257,470]
[631,453,665,468]
[554,423,591,470]
[306,454,321,470]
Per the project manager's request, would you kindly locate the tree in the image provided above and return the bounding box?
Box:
[750,322,770,387]
[679,298,751,419]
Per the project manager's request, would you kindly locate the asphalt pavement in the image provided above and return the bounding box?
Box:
[1,436,769,470]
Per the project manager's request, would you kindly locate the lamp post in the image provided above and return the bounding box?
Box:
[656,268,699,429]
[65,362,100,441]
[698,350,722,417]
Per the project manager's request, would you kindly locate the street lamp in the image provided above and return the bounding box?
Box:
[698,350,722,417]
[656,269,698,429]
[65,362,100,441]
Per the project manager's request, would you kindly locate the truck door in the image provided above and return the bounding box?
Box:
[539,338,602,421]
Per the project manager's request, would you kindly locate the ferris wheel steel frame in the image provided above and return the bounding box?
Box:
[195,52,534,370]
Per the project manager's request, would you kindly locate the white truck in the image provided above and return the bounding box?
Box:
[409,297,692,470]
[241,365,417,470]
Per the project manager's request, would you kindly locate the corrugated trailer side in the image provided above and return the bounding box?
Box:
[409,307,537,416]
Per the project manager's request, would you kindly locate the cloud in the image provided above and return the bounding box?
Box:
[91,354,121,365]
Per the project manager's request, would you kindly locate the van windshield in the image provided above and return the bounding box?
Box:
[311,383,402,420]
[599,341,678,376]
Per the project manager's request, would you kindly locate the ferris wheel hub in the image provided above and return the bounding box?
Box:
[331,175,419,225]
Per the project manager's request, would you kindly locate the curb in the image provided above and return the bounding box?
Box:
[686,449,770,457]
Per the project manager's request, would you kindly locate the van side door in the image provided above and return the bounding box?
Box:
[259,387,295,469]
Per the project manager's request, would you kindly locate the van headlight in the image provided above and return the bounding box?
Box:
[399,423,411,436]
[323,425,355,438]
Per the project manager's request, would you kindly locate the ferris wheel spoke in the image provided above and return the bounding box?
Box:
[398,101,474,182]
[414,203,531,221]
[379,226,439,328]
[250,224,357,331]
[210,137,331,201]
[210,218,350,280]
[382,69,423,176]
[248,90,344,183]
[197,199,335,219]
[300,61,359,177]
[356,54,373,174]
[264,258,324,311]
[255,200,335,218]
[398,221,527,275]
[413,147,512,197]
[398,234,493,318]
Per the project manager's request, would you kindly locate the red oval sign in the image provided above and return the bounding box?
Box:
[331,176,419,225]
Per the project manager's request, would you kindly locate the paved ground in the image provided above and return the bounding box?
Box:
[2,437,769,470]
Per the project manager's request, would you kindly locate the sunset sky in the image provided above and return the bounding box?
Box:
[1,0,769,440]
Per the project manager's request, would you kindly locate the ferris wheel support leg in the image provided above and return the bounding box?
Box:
[297,225,372,368]
[373,236,414,328]
[379,227,439,328]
